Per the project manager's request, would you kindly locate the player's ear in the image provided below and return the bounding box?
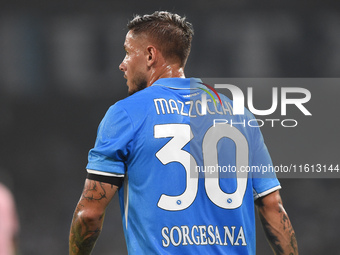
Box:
[146,45,157,67]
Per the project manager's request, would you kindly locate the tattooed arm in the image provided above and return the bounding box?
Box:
[69,179,118,255]
[256,190,298,255]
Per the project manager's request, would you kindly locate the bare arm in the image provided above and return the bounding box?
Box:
[256,190,298,255]
[69,179,118,255]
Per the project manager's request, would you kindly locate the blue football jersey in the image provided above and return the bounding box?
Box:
[86,78,281,254]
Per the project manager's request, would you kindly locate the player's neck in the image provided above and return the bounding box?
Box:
[147,63,185,87]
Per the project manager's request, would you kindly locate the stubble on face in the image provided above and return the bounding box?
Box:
[128,71,148,96]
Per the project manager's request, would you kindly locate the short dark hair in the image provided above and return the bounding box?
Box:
[127,11,194,67]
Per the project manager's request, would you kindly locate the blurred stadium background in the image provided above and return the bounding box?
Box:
[0,0,339,254]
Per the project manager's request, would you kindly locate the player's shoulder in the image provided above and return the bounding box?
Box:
[217,92,254,120]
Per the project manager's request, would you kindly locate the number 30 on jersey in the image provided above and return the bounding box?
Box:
[154,123,249,211]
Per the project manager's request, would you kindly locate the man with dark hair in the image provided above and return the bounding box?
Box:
[117,11,193,96]
[127,11,193,68]
[69,11,298,254]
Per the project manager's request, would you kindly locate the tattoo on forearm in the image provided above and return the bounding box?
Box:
[259,199,298,255]
[70,208,102,254]
[260,213,284,254]
[70,181,114,254]
[279,204,298,254]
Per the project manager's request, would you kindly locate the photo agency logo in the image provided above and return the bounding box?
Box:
[198,81,312,128]
[197,82,222,111]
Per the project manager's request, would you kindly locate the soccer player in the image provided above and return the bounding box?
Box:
[69,11,298,254]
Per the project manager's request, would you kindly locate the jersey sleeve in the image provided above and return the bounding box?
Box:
[247,113,281,200]
[86,103,134,178]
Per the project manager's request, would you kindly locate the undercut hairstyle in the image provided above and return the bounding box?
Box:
[127,11,194,67]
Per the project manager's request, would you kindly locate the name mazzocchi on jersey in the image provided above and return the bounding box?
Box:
[153,98,234,117]
[161,224,247,248]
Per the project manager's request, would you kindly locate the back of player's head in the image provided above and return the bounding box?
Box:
[127,11,194,67]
